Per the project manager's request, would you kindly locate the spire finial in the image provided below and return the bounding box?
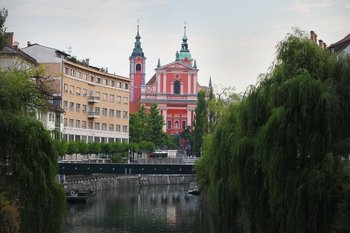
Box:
[184,21,187,37]
[137,19,139,33]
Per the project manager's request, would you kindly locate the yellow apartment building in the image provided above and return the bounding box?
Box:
[22,43,130,143]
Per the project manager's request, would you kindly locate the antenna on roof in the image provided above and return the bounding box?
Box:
[67,45,72,55]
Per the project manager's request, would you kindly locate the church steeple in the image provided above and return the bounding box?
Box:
[181,22,189,52]
[131,23,144,58]
[178,22,192,62]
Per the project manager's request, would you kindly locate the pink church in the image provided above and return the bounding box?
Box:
[129,25,209,135]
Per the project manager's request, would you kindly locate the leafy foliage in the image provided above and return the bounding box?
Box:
[192,90,208,156]
[0,69,66,233]
[0,8,8,50]
[129,103,168,148]
[195,30,350,233]
[0,193,20,233]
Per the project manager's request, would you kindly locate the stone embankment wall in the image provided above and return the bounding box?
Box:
[62,174,196,192]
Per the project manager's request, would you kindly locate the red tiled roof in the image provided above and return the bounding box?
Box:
[329,33,350,52]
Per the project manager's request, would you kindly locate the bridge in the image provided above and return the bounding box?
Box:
[58,162,195,175]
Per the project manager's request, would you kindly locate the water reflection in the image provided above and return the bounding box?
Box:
[64,185,242,233]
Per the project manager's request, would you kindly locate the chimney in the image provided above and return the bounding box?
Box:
[319,39,324,49]
[310,31,318,43]
[27,41,31,47]
[13,41,19,50]
[6,32,14,47]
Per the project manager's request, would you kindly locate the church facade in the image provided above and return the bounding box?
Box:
[129,25,208,135]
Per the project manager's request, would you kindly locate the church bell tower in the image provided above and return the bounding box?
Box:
[129,23,146,113]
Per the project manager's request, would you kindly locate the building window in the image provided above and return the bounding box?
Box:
[95,107,100,115]
[136,63,141,71]
[109,109,115,117]
[69,85,74,94]
[175,121,179,129]
[116,110,121,118]
[82,121,87,129]
[125,83,128,90]
[116,125,121,132]
[174,80,180,94]
[95,122,100,130]
[63,101,68,110]
[103,79,108,85]
[69,102,74,111]
[49,113,55,122]
[96,77,101,83]
[71,69,75,77]
[111,80,115,87]
[65,67,69,75]
[109,124,114,131]
[75,120,80,128]
[116,96,121,103]
[109,94,115,102]
[76,71,80,78]
[168,121,171,129]
[82,88,87,97]
[76,87,81,96]
[64,84,68,93]
[102,108,107,116]
[82,104,87,112]
[102,123,107,131]
[123,97,128,104]
[123,111,128,119]
[76,103,81,112]
[102,93,107,101]
[123,125,128,132]
[88,121,93,129]
[69,119,74,127]
[182,120,186,129]
[90,76,94,82]
[64,118,67,127]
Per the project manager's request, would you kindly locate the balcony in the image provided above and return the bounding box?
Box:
[88,95,100,103]
[87,111,99,119]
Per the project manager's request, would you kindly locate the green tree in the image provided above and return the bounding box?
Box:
[129,113,143,143]
[192,90,208,156]
[196,29,350,233]
[0,8,8,50]
[148,103,164,146]
[0,69,66,233]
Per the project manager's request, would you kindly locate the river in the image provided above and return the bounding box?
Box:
[64,184,243,233]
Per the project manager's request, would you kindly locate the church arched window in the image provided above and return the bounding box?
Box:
[136,64,142,72]
[174,80,180,94]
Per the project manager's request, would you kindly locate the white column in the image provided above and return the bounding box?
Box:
[163,72,166,93]
[157,73,160,93]
[170,82,173,94]
[162,109,167,131]
[193,74,197,93]
[187,74,191,94]
[187,109,191,127]
[180,81,183,94]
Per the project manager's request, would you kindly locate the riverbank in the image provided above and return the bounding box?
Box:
[61,174,196,192]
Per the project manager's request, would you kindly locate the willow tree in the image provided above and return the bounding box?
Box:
[192,90,208,156]
[0,70,66,233]
[196,29,350,233]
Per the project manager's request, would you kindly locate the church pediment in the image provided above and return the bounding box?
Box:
[156,61,197,71]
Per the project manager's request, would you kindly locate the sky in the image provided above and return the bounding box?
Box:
[2,0,350,93]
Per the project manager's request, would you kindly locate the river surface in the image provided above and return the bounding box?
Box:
[64,184,243,233]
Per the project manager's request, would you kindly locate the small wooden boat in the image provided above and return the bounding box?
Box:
[66,189,94,202]
[188,188,200,195]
